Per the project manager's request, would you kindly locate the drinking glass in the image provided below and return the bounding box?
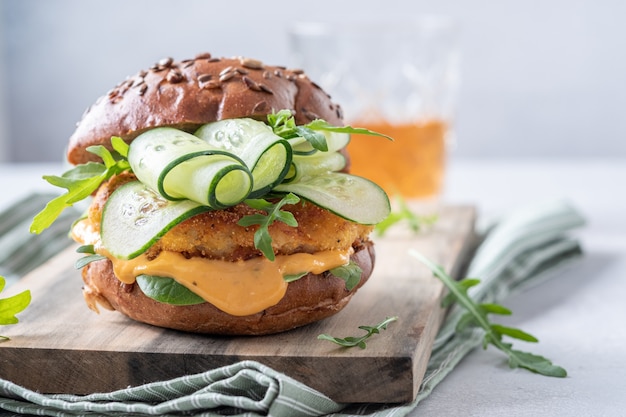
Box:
[288,17,460,201]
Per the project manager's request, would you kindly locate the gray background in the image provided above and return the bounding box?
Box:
[0,0,624,162]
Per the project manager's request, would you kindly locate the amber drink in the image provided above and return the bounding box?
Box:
[348,119,447,199]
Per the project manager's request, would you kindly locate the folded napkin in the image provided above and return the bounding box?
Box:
[0,196,584,417]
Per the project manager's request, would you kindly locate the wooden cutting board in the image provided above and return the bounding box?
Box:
[0,205,476,404]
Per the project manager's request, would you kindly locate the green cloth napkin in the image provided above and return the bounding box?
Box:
[0,196,585,417]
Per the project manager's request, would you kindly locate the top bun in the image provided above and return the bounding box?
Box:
[67,53,344,165]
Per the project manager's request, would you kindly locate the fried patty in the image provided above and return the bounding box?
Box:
[87,173,373,261]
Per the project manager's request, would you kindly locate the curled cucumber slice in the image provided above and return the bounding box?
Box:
[283,151,347,183]
[128,127,252,209]
[101,181,210,260]
[194,118,292,198]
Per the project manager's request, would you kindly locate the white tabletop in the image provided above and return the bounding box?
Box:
[2,158,625,416]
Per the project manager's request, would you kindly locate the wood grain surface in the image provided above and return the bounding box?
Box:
[0,205,476,404]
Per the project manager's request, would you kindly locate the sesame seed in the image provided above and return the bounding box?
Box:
[253,101,268,112]
[259,83,274,94]
[219,66,235,76]
[197,74,213,83]
[242,75,261,91]
[219,71,235,82]
[158,57,174,67]
[240,57,263,69]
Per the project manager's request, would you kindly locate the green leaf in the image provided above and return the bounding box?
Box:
[304,119,394,141]
[266,110,330,151]
[295,126,328,151]
[267,110,299,139]
[291,254,370,289]
[76,244,97,254]
[318,316,398,349]
[329,260,363,291]
[266,109,294,131]
[136,275,206,306]
[238,193,300,260]
[283,272,308,283]
[30,139,132,234]
[75,254,107,270]
[491,324,539,343]
[480,303,513,316]
[507,349,567,377]
[87,145,117,167]
[74,245,107,269]
[0,277,32,339]
[44,162,107,187]
[111,136,129,158]
[458,278,481,290]
[409,249,567,378]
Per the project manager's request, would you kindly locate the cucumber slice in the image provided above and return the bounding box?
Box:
[101,181,210,260]
[194,118,292,197]
[128,127,252,209]
[283,151,346,183]
[288,131,350,156]
[325,131,351,152]
[274,172,390,225]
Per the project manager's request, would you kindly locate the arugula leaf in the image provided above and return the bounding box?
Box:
[266,109,294,132]
[267,110,299,138]
[375,196,438,236]
[330,260,362,291]
[295,126,328,152]
[283,272,308,283]
[266,110,328,151]
[74,245,107,270]
[110,136,130,158]
[266,109,392,153]
[318,316,398,349]
[30,140,131,234]
[305,118,394,141]
[283,259,362,290]
[409,250,567,378]
[238,193,301,260]
[0,276,31,340]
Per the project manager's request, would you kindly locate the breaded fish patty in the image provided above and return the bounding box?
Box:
[88,173,373,261]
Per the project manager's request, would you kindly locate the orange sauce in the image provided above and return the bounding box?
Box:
[106,248,352,316]
[347,119,447,198]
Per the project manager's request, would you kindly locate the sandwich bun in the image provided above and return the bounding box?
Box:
[67,53,343,165]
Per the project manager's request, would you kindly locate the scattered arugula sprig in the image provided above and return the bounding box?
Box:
[375,196,438,236]
[237,193,301,261]
[410,250,567,378]
[267,110,329,151]
[318,316,398,349]
[0,276,32,340]
[30,137,131,234]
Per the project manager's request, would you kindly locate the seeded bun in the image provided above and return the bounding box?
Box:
[67,53,344,165]
[82,240,374,335]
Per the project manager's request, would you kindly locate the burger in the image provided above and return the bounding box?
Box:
[31,52,390,335]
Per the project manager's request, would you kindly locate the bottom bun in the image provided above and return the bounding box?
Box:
[81,241,375,335]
